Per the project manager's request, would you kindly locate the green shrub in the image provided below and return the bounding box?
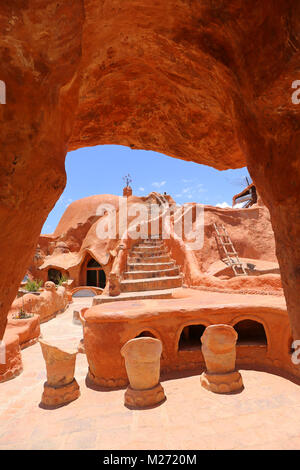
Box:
[57,274,68,286]
[24,279,43,292]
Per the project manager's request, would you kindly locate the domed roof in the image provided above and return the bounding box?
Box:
[53,194,121,236]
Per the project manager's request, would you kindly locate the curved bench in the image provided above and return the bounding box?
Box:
[82,294,297,388]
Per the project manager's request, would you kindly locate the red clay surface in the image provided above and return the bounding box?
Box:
[1,293,300,450]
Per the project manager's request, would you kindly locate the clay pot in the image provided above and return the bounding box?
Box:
[39,339,78,387]
[121,337,162,390]
[201,324,237,374]
[200,324,243,394]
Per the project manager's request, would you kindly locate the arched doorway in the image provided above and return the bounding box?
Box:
[86,258,106,288]
[48,268,62,284]
[178,324,206,351]
[234,319,267,346]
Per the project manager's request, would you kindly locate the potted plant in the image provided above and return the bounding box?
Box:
[13,297,34,320]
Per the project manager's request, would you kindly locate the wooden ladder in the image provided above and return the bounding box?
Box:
[213,223,248,276]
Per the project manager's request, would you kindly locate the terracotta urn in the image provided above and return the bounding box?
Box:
[121,337,165,408]
[201,324,237,374]
[39,339,80,406]
[200,324,244,394]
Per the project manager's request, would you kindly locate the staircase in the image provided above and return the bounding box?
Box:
[93,238,182,304]
[213,223,248,276]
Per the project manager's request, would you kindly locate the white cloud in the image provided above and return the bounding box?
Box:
[182,178,193,183]
[138,187,145,192]
[216,201,232,208]
[152,181,166,188]
[175,194,183,198]
[182,187,191,194]
[65,198,73,208]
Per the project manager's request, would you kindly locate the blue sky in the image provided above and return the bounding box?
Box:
[42,145,250,234]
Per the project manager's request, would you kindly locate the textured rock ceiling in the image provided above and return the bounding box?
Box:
[68,0,300,171]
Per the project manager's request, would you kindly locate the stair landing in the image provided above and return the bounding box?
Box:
[92,288,180,305]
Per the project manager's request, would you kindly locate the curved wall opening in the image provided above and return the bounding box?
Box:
[178,324,206,351]
[48,268,62,284]
[234,319,267,346]
[135,330,156,339]
[86,258,106,289]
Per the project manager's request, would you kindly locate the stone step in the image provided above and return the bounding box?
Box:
[138,242,164,248]
[127,261,176,271]
[121,275,182,292]
[137,240,164,246]
[92,289,179,305]
[123,266,180,280]
[132,244,166,252]
[128,254,172,264]
[130,249,167,258]
[142,237,163,241]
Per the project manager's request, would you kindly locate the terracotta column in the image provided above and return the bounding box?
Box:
[121,337,166,408]
[62,281,73,304]
[39,339,80,407]
[109,272,121,297]
[240,106,300,343]
[248,169,300,342]
[200,324,244,394]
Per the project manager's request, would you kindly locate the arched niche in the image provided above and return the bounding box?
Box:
[135,330,157,339]
[234,319,267,346]
[178,324,207,351]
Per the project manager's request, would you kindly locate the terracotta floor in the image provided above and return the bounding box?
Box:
[0,295,299,450]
